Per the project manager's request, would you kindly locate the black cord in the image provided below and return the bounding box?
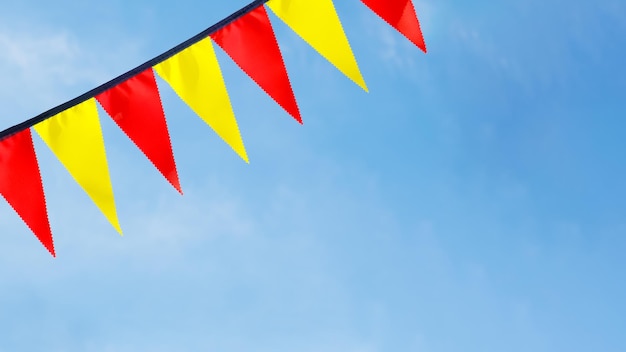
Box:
[0,0,270,141]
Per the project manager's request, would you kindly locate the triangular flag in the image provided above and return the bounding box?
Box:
[96,68,182,194]
[210,5,302,123]
[154,37,249,162]
[360,0,426,52]
[33,98,122,234]
[0,129,55,256]
[266,0,368,91]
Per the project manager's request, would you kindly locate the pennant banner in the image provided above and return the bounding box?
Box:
[33,99,122,235]
[96,68,183,193]
[211,5,302,123]
[360,0,427,52]
[267,0,368,91]
[0,129,55,256]
[154,37,249,162]
[0,0,426,256]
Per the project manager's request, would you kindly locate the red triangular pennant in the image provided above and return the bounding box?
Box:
[210,5,302,123]
[96,68,182,193]
[0,129,55,256]
[361,0,427,53]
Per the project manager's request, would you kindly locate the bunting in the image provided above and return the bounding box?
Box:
[0,0,427,256]
[154,37,249,162]
[210,5,302,123]
[96,68,183,193]
[266,0,368,91]
[0,129,55,256]
[33,99,122,235]
[360,0,427,52]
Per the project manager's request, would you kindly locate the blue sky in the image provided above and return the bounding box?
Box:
[1,0,625,351]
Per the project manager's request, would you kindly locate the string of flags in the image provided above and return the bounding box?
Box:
[0,0,426,257]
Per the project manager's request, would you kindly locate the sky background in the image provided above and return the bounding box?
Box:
[1,0,625,351]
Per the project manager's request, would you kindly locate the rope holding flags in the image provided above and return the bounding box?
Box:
[0,0,427,257]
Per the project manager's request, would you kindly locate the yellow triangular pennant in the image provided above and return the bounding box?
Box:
[33,98,122,234]
[267,0,368,91]
[154,37,249,163]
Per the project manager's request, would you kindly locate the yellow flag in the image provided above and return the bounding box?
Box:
[154,37,249,163]
[267,0,368,91]
[33,98,122,234]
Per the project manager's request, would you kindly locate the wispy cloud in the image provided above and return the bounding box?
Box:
[0,23,144,127]
[0,157,398,351]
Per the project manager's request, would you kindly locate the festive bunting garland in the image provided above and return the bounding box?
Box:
[0,0,426,257]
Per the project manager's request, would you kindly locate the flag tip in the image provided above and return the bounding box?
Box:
[241,152,250,164]
[41,239,56,257]
[172,181,184,195]
[355,77,369,92]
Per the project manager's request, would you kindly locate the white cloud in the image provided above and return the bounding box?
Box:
[0,156,398,351]
[0,23,144,128]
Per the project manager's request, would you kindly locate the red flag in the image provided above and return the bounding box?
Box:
[361,0,427,53]
[211,5,302,123]
[0,129,55,256]
[96,68,182,193]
